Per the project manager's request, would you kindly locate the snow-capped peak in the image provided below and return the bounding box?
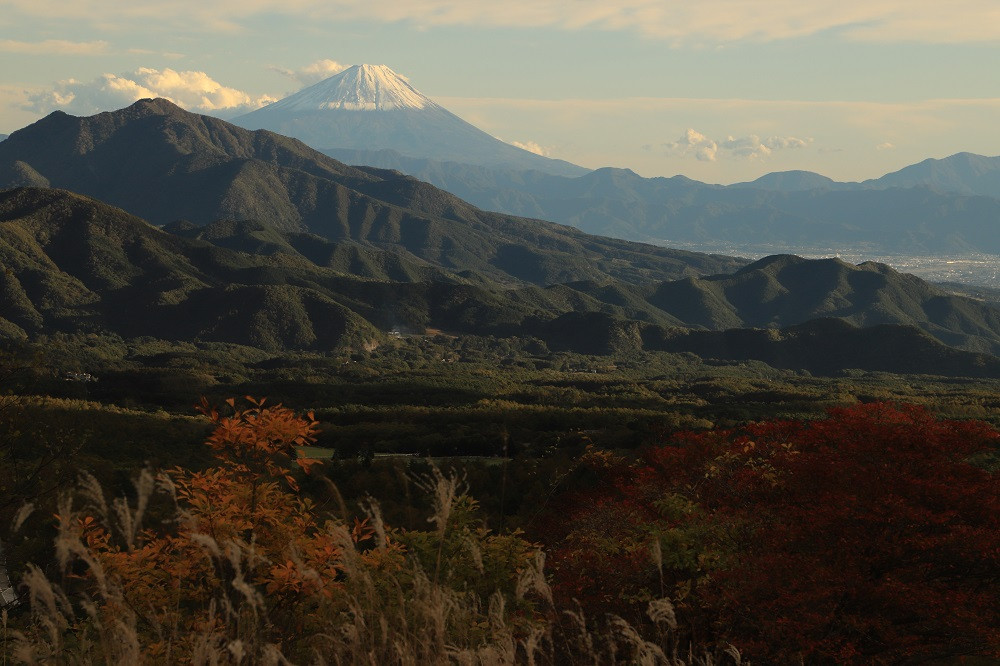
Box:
[269,64,437,112]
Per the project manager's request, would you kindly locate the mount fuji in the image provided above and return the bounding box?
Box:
[233,64,586,177]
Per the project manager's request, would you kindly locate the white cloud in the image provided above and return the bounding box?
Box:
[0,39,109,55]
[876,141,895,150]
[664,129,809,161]
[665,128,718,161]
[23,68,277,116]
[270,59,348,86]
[765,136,811,150]
[720,134,812,159]
[413,94,1000,182]
[721,135,767,159]
[510,139,550,156]
[6,1,1000,44]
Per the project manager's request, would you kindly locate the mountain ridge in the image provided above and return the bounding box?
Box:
[865,152,1000,196]
[5,187,1000,375]
[323,150,1000,254]
[0,99,742,286]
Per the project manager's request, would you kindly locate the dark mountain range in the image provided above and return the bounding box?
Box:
[322,149,1000,253]
[3,98,1000,377]
[0,187,597,350]
[643,254,1000,355]
[0,99,741,286]
[233,64,586,177]
[5,187,1000,379]
[0,187,369,349]
[528,311,1000,377]
[0,187,757,352]
[730,153,1000,197]
[0,134,6,142]
[529,254,1000,356]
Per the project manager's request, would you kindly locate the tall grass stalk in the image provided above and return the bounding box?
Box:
[7,468,743,665]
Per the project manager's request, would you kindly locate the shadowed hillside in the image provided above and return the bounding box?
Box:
[541,255,1000,356]
[643,319,1000,377]
[5,187,1000,377]
[0,187,699,351]
[0,100,742,286]
[650,255,1000,355]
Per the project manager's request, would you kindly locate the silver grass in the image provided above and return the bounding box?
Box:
[11,503,33,534]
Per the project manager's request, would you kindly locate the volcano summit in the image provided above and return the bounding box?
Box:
[233,64,585,176]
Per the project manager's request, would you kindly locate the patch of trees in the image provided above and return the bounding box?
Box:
[542,403,1000,662]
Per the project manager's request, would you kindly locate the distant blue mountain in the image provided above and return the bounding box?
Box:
[321,149,1000,254]
[730,170,854,192]
[728,154,1000,198]
[864,152,1000,197]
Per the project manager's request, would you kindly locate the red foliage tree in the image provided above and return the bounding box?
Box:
[546,403,1000,663]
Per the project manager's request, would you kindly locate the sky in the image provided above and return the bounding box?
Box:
[2,1,1000,184]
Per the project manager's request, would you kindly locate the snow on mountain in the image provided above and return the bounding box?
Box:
[265,64,435,112]
[232,64,587,177]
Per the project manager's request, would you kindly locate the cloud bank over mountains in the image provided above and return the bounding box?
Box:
[21,59,356,119]
[664,129,811,162]
[23,68,277,117]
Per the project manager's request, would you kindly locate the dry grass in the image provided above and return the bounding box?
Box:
[5,467,743,665]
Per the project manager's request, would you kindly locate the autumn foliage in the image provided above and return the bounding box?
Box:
[546,402,1000,663]
[38,398,379,660]
[10,399,1000,663]
[12,397,547,663]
